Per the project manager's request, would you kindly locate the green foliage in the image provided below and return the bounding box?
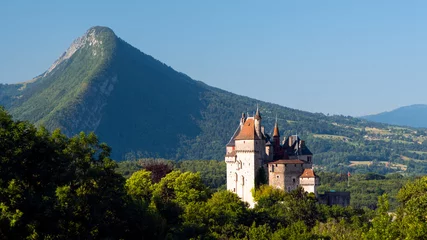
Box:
[3,97,427,239]
[255,166,267,187]
[125,170,153,203]
[0,107,159,239]
[118,159,226,190]
[394,176,427,239]
[364,195,397,239]
[317,171,409,210]
[176,160,226,189]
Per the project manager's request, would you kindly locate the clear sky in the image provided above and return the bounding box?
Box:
[1,1,427,116]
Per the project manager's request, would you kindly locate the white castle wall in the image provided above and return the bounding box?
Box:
[299,177,318,195]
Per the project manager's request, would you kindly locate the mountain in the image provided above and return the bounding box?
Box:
[362,104,427,128]
[2,26,427,174]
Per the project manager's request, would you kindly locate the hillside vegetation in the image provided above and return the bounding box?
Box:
[1,26,427,174]
[1,109,427,239]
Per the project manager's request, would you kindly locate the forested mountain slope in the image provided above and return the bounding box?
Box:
[2,26,427,174]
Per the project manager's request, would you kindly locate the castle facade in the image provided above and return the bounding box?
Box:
[225,108,319,207]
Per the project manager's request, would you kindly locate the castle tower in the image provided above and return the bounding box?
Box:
[225,108,266,208]
[273,118,281,158]
[299,169,320,196]
[272,117,286,160]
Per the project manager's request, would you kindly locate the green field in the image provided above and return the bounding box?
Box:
[313,134,349,140]
[349,160,407,171]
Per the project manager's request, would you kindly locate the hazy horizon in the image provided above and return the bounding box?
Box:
[1,1,427,116]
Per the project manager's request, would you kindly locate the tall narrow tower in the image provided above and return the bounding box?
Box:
[225,108,266,208]
[272,117,285,159]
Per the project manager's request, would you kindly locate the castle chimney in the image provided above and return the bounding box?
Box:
[240,112,246,129]
[254,105,262,138]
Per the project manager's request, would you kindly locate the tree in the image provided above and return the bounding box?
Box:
[125,169,153,203]
[394,176,427,239]
[364,194,398,240]
[0,108,135,239]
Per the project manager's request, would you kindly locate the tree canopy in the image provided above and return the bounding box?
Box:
[1,107,427,239]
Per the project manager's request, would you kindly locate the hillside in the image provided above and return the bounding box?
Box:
[363,104,427,128]
[2,26,427,174]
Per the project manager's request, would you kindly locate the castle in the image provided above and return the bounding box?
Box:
[225,108,319,207]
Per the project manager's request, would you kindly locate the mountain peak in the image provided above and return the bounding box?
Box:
[45,26,116,76]
[85,26,116,39]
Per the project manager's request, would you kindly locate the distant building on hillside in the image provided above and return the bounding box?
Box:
[224,108,320,207]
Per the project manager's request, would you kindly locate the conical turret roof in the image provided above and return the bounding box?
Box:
[254,105,261,120]
[273,121,280,137]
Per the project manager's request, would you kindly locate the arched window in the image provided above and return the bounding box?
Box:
[234,173,238,182]
[241,175,245,185]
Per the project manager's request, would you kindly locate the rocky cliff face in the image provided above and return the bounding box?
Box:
[46,27,107,76]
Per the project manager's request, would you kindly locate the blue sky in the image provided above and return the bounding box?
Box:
[1,1,427,116]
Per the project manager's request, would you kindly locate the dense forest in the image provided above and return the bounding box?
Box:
[1,107,427,239]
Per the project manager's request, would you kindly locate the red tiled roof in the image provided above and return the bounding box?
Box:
[268,159,304,164]
[300,168,316,178]
[234,118,260,140]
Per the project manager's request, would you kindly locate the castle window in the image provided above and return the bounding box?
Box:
[271,165,275,172]
[276,175,280,179]
[287,187,291,192]
[293,178,296,183]
[294,164,296,167]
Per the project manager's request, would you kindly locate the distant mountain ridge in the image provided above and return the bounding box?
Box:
[2,26,427,175]
[362,104,427,128]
